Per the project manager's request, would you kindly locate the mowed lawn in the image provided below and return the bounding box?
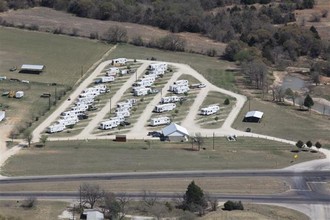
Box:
[0,27,110,86]
[109,44,238,91]
[1,138,322,176]
[233,99,330,147]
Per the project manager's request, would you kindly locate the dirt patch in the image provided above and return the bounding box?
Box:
[0,7,227,55]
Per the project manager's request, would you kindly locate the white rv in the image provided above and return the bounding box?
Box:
[148,63,168,71]
[117,101,132,109]
[174,80,189,86]
[112,58,127,66]
[47,123,66,133]
[76,97,94,105]
[200,105,220,115]
[126,98,137,105]
[153,103,176,113]
[142,74,157,81]
[99,118,120,130]
[61,110,84,117]
[60,114,79,121]
[57,117,79,126]
[100,76,115,83]
[173,86,190,94]
[115,110,130,118]
[150,116,170,126]
[15,91,24,99]
[134,87,151,96]
[132,80,153,88]
[160,96,180,104]
[94,84,108,93]
[71,105,88,112]
[106,67,120,76]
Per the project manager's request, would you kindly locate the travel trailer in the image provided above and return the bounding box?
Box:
[106,67,120,76]
[134,87,151,96]
[112,58,127,66]
[160,96,180,104]
[150,116,171,126]
[148,63,168,71]
[99,118,120,130]
[57,117,79,126]
[200,105,220,116]
[115,110,130,118]
[100,76,115,83]
[47,123,66,133]
[153,103,176,113]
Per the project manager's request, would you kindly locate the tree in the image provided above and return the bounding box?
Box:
[103,25,128,43]
[304,94,314,111]
[223,200,244,211]
[315,142,322,151]
[306,140,313,150]
[224,98,230,105]
[194,133,204,151]
[39,135,48,147]
[285,88,296,106]
[24,132,33,147]
[79,183,104,209]
[9,129,18,142]
[182,181,207,214]
[296,140,304,151]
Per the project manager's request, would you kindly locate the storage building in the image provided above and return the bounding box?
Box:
[162,123,189,142]
[243,111,264,123]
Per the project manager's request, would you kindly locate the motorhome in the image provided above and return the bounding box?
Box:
[153,103,176,113]
[160,96,180,104]
[134,87,151,96]
[99,118,120,130]
[112,58,127,66]
[200,105,220,116]
[150,116,171,126]
[47,123,66,133]
[60,114,79,121]
[79,91,100,98]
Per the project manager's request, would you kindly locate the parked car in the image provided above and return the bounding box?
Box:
[198,83,206,88]
[9,66,17,72]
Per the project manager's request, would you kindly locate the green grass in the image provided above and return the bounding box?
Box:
[0,27,110,86]
[109,44,237,91]
[233,99,330,147]
[1,137,322,176]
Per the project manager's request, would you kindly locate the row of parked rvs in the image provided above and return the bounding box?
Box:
[99,98,137,130]
[47,85,109,133]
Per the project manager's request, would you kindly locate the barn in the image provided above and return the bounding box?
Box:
[243,111,264,123]
[162,123,189,142]
[20,64,45,74]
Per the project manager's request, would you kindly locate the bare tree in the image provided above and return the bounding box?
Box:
[24,132,33,147]
[9,129,18,142]
[39,135,48,147]
[194,133,204,151]
[103,25,128,43]
[142,190,158,207]
[79,183,105,209]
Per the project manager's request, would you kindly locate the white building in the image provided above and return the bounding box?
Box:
[150,116,170,126]
[200,105,220,116]
[0,111,5,121]
[154,103,176,113]
[82,209,104,220]
[162,123,189,142]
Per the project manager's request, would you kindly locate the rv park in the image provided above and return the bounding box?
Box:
[0,26,330,219]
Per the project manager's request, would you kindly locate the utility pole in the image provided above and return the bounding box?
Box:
[81,66,83,77]
[110,98,112,114]
[248,97,251,111]
[54,86,57,105]
[213,132,215,150]
[48,95,51,110]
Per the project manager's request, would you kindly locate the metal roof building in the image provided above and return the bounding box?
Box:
[162,123,189,142]
[243,111,264,123]
[20,64,45,73]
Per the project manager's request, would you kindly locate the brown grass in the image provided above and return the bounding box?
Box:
[0,7,226,55]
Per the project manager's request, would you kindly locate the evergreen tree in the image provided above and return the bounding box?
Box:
[304,94,314,110]
[182,181,207,212]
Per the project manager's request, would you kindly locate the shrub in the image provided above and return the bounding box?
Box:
[224,98,230,105]
[223,200,244,211]
[21,197,37,209]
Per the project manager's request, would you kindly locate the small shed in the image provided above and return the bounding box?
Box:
[20,64,45,74]
[115,135,127,142]
[243,111,264,123]
[162,123,189,142]
[81,209,104,220]
[0,111,5,122]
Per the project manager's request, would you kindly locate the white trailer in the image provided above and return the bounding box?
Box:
[160,96,180,104]
[76,97,94,105]
[117,101,132,109]
[71,105,88,112]
[154,103,176,113]
[93,84,108,93]
[115,110,130,118]
[148,63,168,71]
[112,58,127,66]
[57,117,79,126]
[150,116,170,126]
[126,98,137,105]
[61,110,84,117]
[47,123,66,133]
[174,80,189,86]
[134,87,151,96]
[148,69,165,77]
[132,80,153,88]
[99,118,120,130]
[171,85,190,94]
[106,67,120,76]
[200,105,220,115]
[142,74,157,81]
[60,114,79,121]
[15,91,24,98]
[0,111,5,121]
[100,76,115,83]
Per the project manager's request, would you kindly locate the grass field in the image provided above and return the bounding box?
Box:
[108,44,238,91]
[202,203,309,220]
[232,99,330,147]
[1,138,322,176]
[0,27,110,86]
[0,200,68,220]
